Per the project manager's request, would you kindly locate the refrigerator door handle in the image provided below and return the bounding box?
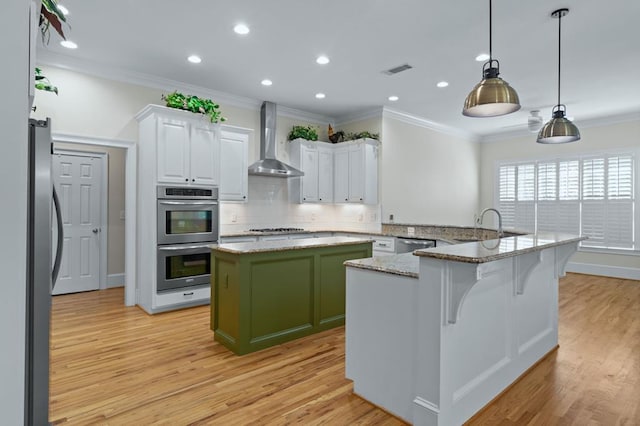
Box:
[52,185,64,287]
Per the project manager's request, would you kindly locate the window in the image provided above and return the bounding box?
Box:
[497,152,636,251]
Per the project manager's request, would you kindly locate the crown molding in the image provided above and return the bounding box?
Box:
[334,108,384,126]
[382,108,478,141]
[37,50,262,111]
[52,132,135,148]
[480,109,640,143]
[276,105,334,124]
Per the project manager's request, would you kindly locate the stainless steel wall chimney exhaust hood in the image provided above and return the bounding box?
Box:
[248,101,304,177]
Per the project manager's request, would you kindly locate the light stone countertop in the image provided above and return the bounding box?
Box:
[344,253,419,278]
[212,236,372,254]
[414,232,587,264]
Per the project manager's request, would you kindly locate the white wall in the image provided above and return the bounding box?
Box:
[0,0,29,422]
[479,119,640,274]
[380,116,480,225]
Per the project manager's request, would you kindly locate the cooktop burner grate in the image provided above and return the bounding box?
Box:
[249,227,306,233]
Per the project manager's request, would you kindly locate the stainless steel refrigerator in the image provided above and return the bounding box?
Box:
[26,118,63,426]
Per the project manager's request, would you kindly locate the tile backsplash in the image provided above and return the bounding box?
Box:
[220,176,381,234]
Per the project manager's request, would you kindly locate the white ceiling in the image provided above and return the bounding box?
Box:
[37,0,640,137]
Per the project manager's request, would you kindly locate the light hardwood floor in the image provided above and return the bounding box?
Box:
[50,273,640,425]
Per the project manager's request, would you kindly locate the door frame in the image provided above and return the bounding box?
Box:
[52,133,137,306]
[53,149,109,291]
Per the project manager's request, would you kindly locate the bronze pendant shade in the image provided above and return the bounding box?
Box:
[537,8,580,144]
[463,0,521,117]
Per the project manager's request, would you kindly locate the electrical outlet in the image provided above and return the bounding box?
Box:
[358,214,364,222]
[311,213,316,221]
[369,213,377,222]
[231,214,237,223]
[407,227,415,236]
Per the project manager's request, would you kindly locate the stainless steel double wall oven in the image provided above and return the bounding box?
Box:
[157,185,219,292]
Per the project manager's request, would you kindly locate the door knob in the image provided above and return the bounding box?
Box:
[92,228,99,234]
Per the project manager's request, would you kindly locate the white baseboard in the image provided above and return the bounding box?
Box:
[107,273,125,288]
[567,262,640,281]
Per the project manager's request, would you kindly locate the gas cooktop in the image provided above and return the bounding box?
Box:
[248,227,306,233]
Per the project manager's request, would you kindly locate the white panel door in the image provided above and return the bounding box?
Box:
[52,154,102,295]
[334,148,350,203]
[348,144,365,202]
[157,118,190,184]
[190,123,219,186]
[318,147,334,203]
[219,130,248,201]
[301,145,319,202]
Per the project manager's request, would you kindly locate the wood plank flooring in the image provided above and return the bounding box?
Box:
[49,273,640,425]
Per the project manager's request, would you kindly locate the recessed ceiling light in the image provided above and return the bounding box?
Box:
[57,4,69,15]
[475,53,490,62]
[436,81,449,88]
[234,24,250,35]
[316,55,330,65]
[261,79,273,86]
[187,55,202,64]
[60,40,77,49]
[315,93,326,99]
[388,96,399,102]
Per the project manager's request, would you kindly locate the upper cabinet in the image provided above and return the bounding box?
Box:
[334,139,379,205]
[290,138,378,205]
[219,126,249,202]
[154,111,220,186]
[289,139,334,203]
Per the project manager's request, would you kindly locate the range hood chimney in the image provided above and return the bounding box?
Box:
[248,102,304,178]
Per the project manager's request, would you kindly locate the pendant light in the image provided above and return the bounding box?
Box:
[463,0,521,117]
[537,8,580,144]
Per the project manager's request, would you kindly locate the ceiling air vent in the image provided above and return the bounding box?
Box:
[382,64,413,75]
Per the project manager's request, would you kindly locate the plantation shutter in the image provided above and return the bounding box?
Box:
[537,162,557,232]
[498,165,516,229]
[605,155,634,249]
[516,164,535,232]
[556,160,580,235]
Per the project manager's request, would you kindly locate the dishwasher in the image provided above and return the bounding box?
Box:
[395,238,436,253]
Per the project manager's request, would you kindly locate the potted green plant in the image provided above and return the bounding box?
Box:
[288,125,319,141]
[34,67,58,95]
[344,131,380,141]
[162,91,226,123]
[39,0,68,43]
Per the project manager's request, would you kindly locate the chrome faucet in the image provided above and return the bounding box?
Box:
[477,208,503,238]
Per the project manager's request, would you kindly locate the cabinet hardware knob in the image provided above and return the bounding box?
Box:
[243,196,246,199]
[192,179,195,182]
[303,198,306,200]
[360,198,363,201]
[345,198,348,201]
[185,178,188,182]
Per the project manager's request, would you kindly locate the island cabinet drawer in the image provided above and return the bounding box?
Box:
[154,286,210,309]
[372,237,395,253]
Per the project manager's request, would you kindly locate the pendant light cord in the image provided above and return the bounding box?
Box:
[557,12,562,107]
[489,0,493,61]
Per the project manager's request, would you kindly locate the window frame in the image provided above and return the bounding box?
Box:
[494,149,639,255]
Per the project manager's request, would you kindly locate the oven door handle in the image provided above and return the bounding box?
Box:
[158,201,218,206]
[158,243,214,251]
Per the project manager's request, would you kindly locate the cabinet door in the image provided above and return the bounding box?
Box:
[220,130,249,201]
[301,145,319,202]
[318,148,334,203]
[190,123,219,186]
[334,148,350,203]
[348,144,365,202]
[157,118,190,184]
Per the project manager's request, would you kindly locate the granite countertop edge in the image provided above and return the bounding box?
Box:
[212,236,372,254]
[344,253,419,279]
[414,234,587,263]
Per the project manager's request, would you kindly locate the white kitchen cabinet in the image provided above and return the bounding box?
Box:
[334,139,379,204]
[289,139,334,203]
[219,127,250,202]
[156,115,219,186]
[135,104,224,314]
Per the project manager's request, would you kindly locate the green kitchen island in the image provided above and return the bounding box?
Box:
[210,236,372,355]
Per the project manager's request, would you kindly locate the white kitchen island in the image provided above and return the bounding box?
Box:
[345,232,585,425]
